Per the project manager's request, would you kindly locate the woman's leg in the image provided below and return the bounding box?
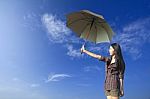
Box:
[107,96,112,99]
[109,89,120,99]
[111,96,119,99]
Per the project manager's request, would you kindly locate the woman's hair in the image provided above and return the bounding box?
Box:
[111,43,125,77]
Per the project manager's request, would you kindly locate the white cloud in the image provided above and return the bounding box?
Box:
[45,73,72,83]
[84,16,150,60]
[66,44,83,58]
[89,17,150,60]
[0,78,48,99]
[42,13,150,60]
[42,13,71,43]
[30,84,40,88]
[12,77,19,81]
[88,46,103,52]
[88,43,109,54]
[41,13,84,59]
[83,65,102,72]
[23,12,41,31]
[113,17,150,60]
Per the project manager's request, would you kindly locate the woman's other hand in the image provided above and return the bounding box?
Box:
[120,87,124,97]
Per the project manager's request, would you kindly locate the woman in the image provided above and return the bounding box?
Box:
[81,43,125,99]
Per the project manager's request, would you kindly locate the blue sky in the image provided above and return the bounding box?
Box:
[0,0,150,99]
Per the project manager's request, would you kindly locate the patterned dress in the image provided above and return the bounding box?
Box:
[99,56,124,91]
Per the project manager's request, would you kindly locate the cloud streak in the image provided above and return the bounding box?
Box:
[45,73,72,83]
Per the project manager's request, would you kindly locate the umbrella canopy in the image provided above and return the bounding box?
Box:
[66,10,115,44]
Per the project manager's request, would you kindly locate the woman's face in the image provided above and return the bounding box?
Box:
[109,46,115,56]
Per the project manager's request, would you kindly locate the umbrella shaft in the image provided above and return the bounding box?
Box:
[85,18,95,39]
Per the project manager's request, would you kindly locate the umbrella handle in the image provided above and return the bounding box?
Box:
[81,43,86,54]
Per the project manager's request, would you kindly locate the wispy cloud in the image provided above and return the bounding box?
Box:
[0,77,48,99]
[30,84,40,88]
[45,73,72,83]
[83,65,102,72]
[41,13,106,59]
[113,17,150,60]
[23,12,42,31]
[12,77,41,88]
[42,13,71,43]
[12,77,20,81]
[42,13,84,58]
[89,17,150,60]
[66,44,83,58]
[42,13,150,60]
[88,43,109,54]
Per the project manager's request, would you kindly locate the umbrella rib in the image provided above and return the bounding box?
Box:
[67,18,93,26]
[85,18,95,40]
[95,21,106,24]
[94,23,98,44]
[79,23,91,37]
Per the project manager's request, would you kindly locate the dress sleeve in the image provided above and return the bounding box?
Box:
[98,56,111,63]
[119,61,125,79]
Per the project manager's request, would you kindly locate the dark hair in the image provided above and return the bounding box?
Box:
[111,43,125,78]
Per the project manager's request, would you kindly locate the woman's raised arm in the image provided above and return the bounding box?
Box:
[80,45,109,62]
[82,49,101,59]
[81,45,101,59]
